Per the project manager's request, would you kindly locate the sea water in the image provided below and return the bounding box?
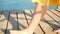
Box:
[0,0,57,10]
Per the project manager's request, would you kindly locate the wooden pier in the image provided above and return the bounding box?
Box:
[0,9,60,34]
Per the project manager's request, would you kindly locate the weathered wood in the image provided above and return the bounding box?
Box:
[45,13,60,34]
[0,9,60,34]
[55,9,60,12]
[39,10,57,34]
[7,11,18,30]
[47,10,60,25]
[17,10,28,30]
[6,11,18,34]
[46,10,60,34]
[57,9,60,11]
[49,9,60,17]
[39,21,57,34]
[31,10,57,34]
[0,30,5,34]
[45,13,60,28]
[0,11,9,34]
[24,10,32,24]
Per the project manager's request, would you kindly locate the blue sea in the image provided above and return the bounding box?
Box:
[0,0,57,10]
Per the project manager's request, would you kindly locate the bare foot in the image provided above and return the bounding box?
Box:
[54,29,60,32]
[10,29,33,34]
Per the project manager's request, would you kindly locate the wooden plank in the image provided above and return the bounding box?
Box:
[25,10,44,34]
[46,10,60,34]
[56,9,60,11]
[0,30,5,34]
[49,9,60,18]
[55,9,60,12]
[0,11,9,34]
[6,11,18,34]
[17,10,28,30]
[31,10,57,34]
[45,14,60,28]
[47,10,60,24]
[30,10,34,15]
[44,13,60,34]
[49,9,60,17]
[39,21,57,34]
[7,11,18,29]
[36,10,57,34]
[24,10,32,24]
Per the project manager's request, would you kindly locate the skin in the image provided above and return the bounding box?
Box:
[10,0,49,34]
[54,29,60,33]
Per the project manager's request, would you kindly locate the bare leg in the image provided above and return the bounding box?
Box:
[10,3,43,34]
[26,3,48,32]
[10,0,49,34]
[41,0,49,20]
[54,29,60,32]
